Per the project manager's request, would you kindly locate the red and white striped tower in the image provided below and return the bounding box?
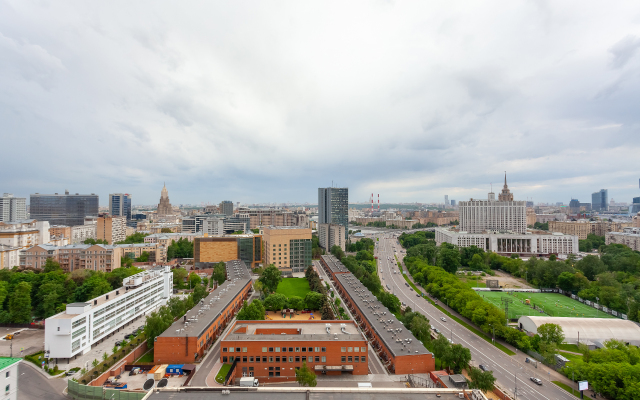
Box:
[378,194,380,211]
[371,193,374,213]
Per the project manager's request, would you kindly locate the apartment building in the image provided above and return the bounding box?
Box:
[236,208,309,229]
[144,232,199,261]
[0,194,26,223]
[318,187,348,239]
[0,358,20,400]
[49,224,97,244]
[221,320,368,383]
[22,244,122,272]
[318,223,346,252]
[194,234,263,269]
[0,245,21,269]
[97,215,127,244]
[45,266,172,362]
[606,227,640,251]
[0,220,50,250]
[549,220,632,240]
[30,190,99,226]
[154,260,251,364]
[319,255,435,374]
[109,193,132,221]
[260,226,312,275]
[115,243,165,263]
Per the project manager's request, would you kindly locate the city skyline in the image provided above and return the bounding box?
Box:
[2,2,640,205]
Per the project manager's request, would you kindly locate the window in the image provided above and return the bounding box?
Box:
[361,356,366,362]
[269,347,274,352]
[262,347,267,352]
[289,356,293,362]
[348,356,352,362]
[289,347,293,352]
[262,357,267,362]
[223,357,228,362]
[269,372,273,377]
[321,356,326,362]
[229,348,234,353]
[315,356,320,362]
[243,356,247,362]
[249,356,254,362]
[341,347,346,352]
[302,347,306,352]
[341,356,346,362]
[321,347,326,352]
[295,356,300,362]
[236,348,241,352]
[222,348,228,352]
[243,347,247,353]
[276,357,280,362]
[269,357,273,362]
[348,347,353,352]
[282,347,287,352]
[361,347,367,352]
[315,347,320,352]
[307,356,312,362]
[255,357,260,363]
[5,372,8,378]
[354,347,359,352]
[275,347,280,352]
[230,356,234,362]
[295,347,300,352]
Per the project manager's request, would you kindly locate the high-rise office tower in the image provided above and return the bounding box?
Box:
[220,200,234,216]
[591,189,608,212]
[318,187,348,239]
[444,195,449,206]
[30,190,98,226]
[0,193,26,223]
[109,193,132,220]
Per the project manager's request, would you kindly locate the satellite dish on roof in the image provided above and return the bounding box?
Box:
[143,379,154,390]
[158,378,168,388]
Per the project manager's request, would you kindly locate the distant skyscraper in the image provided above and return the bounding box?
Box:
[451,200,456,207]
[498,173,514,201]
[220,200,234,216]
[30,190,98,226]
[631,197,640,215]
[109,193,132,220]
[444,195,449,206]
[591,189,608,212]
[318,187,348,239]
[569,199,581,214]
[157,184,173,216]
[0,193,26,223]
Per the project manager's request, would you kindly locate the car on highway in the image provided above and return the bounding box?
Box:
[440,317,446,322]
[433,328,440,334]
[530,377,542,385]
[416,294,421,297]
[479,364,488,371]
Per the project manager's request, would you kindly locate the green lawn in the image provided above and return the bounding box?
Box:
[276,278,311,298]
[559,343,581,352]
[480,291,616,319]
[216,364,232,384]
[135,350,154,363]
[559,351,583,363]
[553,381,580,397]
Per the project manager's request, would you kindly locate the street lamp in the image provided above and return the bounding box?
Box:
[514,367,522,399]
[596,297,600,317]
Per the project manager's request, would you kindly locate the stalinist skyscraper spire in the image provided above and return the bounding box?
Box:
[498,172,514,201]
[157,183,173,216]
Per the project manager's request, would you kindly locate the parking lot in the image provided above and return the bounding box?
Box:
[0,327,44,357]
[116,370,188,389]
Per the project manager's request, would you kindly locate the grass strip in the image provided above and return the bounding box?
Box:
[215,364,232,384]
[395,256,516,356]
[553,380,580,397]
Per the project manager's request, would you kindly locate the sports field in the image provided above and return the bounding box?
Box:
[276,278,311,298]
[480,291,615,319]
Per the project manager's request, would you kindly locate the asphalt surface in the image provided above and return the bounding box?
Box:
[373,232,578,400]
[18,361,67,400]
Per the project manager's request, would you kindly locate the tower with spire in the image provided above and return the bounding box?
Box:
[157,183,173,216]
[498,172,514,201]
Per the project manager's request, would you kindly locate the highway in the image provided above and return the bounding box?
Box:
[372,231,577,400]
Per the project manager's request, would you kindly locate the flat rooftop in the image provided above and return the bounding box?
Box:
[223,321,364,342]
[321,255,349,274]
[335,272,431,358]
[148,388,482,400]
[159,260,252,339]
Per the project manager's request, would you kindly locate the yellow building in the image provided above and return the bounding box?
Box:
[193,234,263,269]
[260,226,312,275]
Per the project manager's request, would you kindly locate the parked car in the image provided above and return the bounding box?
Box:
[115,341,123,346]
[530,377,542,385]
[416,294,420,297]
[433,328,440,334]
[479,364,488,371]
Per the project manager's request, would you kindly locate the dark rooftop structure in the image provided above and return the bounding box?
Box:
[321,254,349,275]
[335,272,431,358]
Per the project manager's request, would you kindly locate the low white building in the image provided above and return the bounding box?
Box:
[44,266,173,362]
[0,358,20,400]
[518,316,640,346]
[0,219,50,250]
[435,227,578,255]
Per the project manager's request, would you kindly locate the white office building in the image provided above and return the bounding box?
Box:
[458,175,526,234]
[0,194,26,223]
[318,223,346,252]
[0,358,20,400]
[44,266,173,362]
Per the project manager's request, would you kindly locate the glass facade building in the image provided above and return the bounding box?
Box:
[30,191,99,226]
[289,238,312,273]
[591,189,608,212]
[109,193,132,220]
[318,187,348,239]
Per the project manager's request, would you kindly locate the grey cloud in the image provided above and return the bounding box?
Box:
[609,35,640,69]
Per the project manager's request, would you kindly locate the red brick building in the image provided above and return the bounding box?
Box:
[154,260,252,364]
[221,320,368,383]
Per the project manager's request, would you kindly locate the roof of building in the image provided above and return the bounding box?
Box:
[0,358,21,371]
[223,321,365,342]
[115,243,159,248]
[321,255,349,275]
[147,388,481,400]
[159,260,252,339]
[261,226,310,230]
[335,272,431,357]
[518,316,640,346]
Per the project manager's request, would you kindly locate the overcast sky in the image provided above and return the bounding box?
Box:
[2,1,640,206]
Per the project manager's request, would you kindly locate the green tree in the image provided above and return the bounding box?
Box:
[469,254,485,271]
[258,265,282,294]
[188,273,202,288]
[172,268,188,289]
[212,262,227,285]
[135,251,150,262]
[304,291,325,310]
[432,334,451,364]
[144,306,174,347]
[193,284,207,304]
[537,323,564,346]
[9,282,32,323]
[321,299,334,319]
[409,316,432,343]
[43,258,61,273]
[442,343,471,374]
[296,361,317,387]
[264,293,287,311]
[115,232,149,244]
[438,243,461,274]
[161,228,172,233]
[330,245,345,261]
[288,296,305,310]
[167,296,187,318]
[468,366,496,393]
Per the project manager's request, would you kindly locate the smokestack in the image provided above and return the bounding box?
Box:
[378,194,380,211]
[371,193,373,213]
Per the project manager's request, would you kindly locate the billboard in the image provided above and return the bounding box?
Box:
[579,381,589,391]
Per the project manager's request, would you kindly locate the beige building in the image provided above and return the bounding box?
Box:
[318,223,346,252]
[606,228,640,251]
[0,244,21,269]
[115,243,165,263]
[0,219,50,249]
[549,220,632,240]
[97,215,127,244]
[526,208,536,227]
[193,234,263,269]
[416,211,459,226]
[260,226,312,275]
[157,183,174,216]
[22,243,122,272]
[49,224,97,244]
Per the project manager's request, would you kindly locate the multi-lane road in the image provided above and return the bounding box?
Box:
[373,231,577,400]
